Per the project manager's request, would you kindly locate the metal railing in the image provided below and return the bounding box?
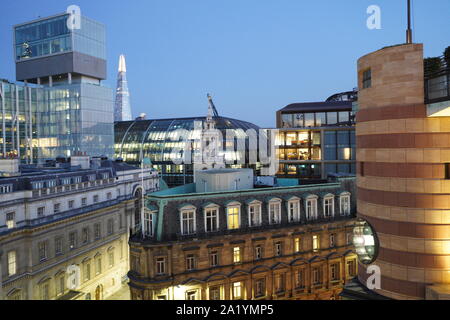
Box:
[425,55,450,104]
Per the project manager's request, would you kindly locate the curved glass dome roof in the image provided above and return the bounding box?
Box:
[115,116,261,164]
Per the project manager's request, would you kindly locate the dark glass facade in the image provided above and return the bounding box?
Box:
[275,100,356,180]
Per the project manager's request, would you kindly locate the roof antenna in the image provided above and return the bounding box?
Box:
[406,0,413,44]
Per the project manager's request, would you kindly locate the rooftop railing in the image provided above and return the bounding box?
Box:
[425,55,450,104]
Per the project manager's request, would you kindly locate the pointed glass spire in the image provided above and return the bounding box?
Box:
[114,54,132,121]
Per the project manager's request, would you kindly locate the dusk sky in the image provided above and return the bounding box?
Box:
[1,0,449,128]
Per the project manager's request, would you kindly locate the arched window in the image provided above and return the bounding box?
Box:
[204,204,220,232]
[248,200,262,227]
[323,194,335,218]
[226,202,241,230]
[179,205,196,235]
[287,197,301,223]
[305,195,318,221]
[339,192,351,216]
[268,198,282,225]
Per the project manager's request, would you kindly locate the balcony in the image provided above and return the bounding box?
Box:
[425,54,450,104]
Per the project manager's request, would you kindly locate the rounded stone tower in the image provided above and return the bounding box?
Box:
[356,43,450,299]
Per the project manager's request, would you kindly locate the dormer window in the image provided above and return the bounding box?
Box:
[323,194,335,218]
[305,196,318,221]
[72,176,82,184]
[268,199,282,225]
[101,172,109,180]
[32,182,45,190]
[46,180,56,188]
[88,174,96,182]
[0,184,13,193]
[180,205,196,235]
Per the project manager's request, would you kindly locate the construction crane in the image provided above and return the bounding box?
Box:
[207,93,220,118]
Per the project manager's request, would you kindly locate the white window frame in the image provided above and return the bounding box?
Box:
[248,201,262,227]
[288,198,301,223]
[7,251,17,276]
[6,212,15,229]
[156,257,166,275]
[323,194,335,218]
[339,192,351,216]
[305,196,318,221]
[204,204,219,233]
[268,199,282,225]
[144,209,155,237]
[226,202,241,230]
[180,206,196,235]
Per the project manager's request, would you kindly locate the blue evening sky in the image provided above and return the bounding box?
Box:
[0,0,449,128]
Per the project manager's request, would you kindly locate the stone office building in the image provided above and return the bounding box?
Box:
[0,156,159,300]
[128,169,358,300]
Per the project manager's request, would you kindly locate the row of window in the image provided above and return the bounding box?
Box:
[4,192,115,230]
[6,218,120,278]
[31,173,110,190]
[147,193,351,237]
[156,260,357,300]
[151,233,354,276]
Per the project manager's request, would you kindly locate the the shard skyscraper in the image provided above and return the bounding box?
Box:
[114,54,133,121]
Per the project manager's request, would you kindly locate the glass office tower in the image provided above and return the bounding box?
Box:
[9,12,114,161]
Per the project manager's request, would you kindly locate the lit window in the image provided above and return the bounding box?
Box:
[233,247,241,264]
[233,282,243,300]
[313,235,320,252]
[6,212,15,229]
[294,238,301,253]
[227,206,240,230]
[8,251,17,276]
